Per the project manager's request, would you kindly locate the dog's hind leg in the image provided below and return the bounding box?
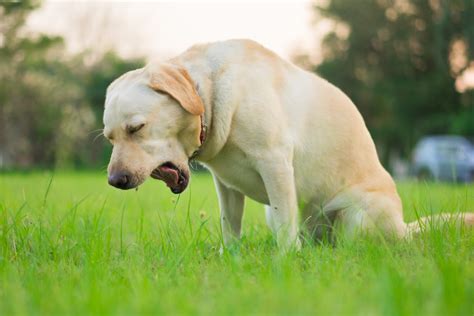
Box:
[332,190,406,240]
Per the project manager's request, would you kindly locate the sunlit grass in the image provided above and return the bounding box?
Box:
[1,171,473,315]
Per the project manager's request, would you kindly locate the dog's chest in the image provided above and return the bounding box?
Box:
[204,145,269,205]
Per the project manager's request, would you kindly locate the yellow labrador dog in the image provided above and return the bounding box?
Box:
[103,39,473,251]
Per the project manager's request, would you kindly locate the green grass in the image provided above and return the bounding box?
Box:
[1,171,473,315]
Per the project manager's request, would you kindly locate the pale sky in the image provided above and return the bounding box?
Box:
[27,0,330,62]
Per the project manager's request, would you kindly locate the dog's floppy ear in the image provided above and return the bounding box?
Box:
[149,64,204,116]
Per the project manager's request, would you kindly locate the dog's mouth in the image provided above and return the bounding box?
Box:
[151,162,189,194]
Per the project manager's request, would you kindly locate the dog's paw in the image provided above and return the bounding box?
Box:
[219,242,241,256]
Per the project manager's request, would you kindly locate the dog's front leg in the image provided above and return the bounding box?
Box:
[213,175,245,250]
[257,157,300,252]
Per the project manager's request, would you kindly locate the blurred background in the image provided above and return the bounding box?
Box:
[1,0,473,180]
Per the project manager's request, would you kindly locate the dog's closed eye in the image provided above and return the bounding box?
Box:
[127,123,145,135]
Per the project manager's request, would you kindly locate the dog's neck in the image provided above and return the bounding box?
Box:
[180,61,230,163]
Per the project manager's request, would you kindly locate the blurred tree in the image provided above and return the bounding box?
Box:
[0,1,143,169]
[314,0,474,166]
[0,0,67,167]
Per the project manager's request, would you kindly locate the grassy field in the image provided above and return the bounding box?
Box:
[1,171,473,315]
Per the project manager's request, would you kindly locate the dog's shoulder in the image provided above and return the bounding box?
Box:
[177,39,285,70]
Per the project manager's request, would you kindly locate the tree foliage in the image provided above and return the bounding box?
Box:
[315,0,474,164]
[0,1,143,168]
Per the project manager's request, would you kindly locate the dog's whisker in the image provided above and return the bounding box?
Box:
[92,131,106,143]
[89,128,104,136]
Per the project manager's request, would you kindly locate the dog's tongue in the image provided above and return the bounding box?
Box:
[158,165,179,188]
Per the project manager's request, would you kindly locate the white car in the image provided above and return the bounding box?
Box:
[412,135,474,182]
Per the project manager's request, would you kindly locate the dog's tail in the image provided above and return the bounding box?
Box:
[405,212,474,237]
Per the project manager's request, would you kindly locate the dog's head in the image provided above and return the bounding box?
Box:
[103,63,204,193]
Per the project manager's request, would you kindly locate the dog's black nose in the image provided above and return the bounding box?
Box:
[108,172,131,189]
